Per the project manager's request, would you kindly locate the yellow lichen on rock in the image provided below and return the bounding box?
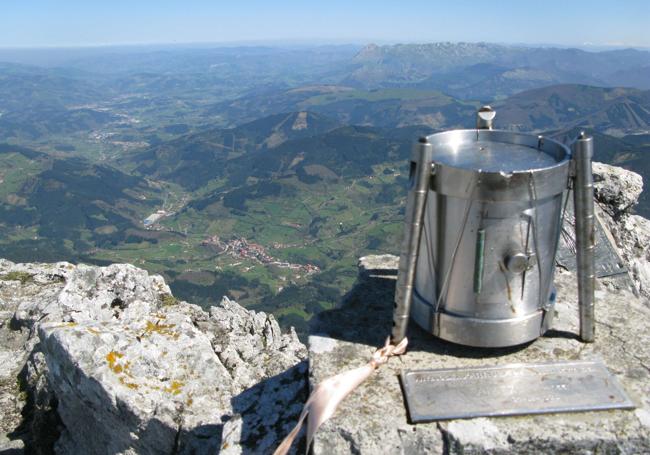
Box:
[106,351,140,390]
[164,380,184,395]
[119,377,139,390]
[159,293,179,307]
[143,320,179,339]
[51,322,77,328]
[106,351,133,376]
[105,349,189,396]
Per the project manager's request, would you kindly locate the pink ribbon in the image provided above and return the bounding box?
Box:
[273,336,408,455]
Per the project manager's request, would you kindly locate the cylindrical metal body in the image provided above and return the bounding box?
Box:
[410,129,571,347]
[573,134,596,342]
[392,139,432,343]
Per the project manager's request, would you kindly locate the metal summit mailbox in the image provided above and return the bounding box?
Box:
[391,107,596,348]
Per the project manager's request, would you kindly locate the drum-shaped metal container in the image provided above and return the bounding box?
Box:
[410,129,571,347]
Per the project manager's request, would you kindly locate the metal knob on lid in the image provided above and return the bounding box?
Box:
[476,105,495,130]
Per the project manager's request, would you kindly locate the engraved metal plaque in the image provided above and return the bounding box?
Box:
[401,361,634,422]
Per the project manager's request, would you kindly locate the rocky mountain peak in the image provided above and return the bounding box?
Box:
[354,43,381,60]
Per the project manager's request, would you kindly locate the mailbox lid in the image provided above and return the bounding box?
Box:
[424,129,570,174]
[417,129,571,201]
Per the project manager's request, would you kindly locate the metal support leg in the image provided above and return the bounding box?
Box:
[573,132,595,343]
[391,138,432,344]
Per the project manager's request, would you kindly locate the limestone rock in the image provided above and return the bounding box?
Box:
[13,262,170,329]
[358,254,398,279]
[591,162,650,299]
[0,260,70,453]
[0,434,24,453]
[601,213,650,297]
[0,260,306,454]
[593,162,643,217]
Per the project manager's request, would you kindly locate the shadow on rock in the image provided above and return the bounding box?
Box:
[311,271,531,359]
[7,348,63,455]
[16,345,309,454]
[43,358,220,454]
[225,360,308,454]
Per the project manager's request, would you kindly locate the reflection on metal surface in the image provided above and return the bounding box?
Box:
[401,361,634,422]
[391,140,432,343]
[573,134,596,342]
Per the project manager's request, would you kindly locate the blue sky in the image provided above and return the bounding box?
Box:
[1,0,649,48]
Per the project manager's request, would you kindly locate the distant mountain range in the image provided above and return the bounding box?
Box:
[495,84,650,136]
[208,84,650,137]
[344,43,650,98]
[2,42,649,141]
[206,86,479,129]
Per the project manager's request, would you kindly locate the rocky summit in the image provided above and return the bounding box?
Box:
[0,161,649,454]
[0,262,306,454]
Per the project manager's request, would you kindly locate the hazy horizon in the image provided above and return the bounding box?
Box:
[2,1,649,49]
[1,39,649,51]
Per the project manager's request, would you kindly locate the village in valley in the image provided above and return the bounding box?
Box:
[202,235,321,275]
